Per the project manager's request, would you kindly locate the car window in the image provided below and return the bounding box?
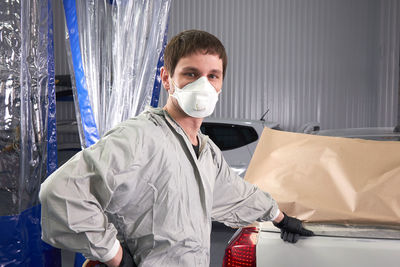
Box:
[200,122,259,151]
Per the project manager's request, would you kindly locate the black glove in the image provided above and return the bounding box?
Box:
[273,212,314,243]
[119,244,136,267]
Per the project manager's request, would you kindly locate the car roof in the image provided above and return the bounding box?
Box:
[203,117,280,130]
[313,127,400,140]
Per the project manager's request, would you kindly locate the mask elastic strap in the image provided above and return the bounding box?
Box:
[169,79,181,96]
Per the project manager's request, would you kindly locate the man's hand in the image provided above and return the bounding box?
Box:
[103,244,135,267]
[118,245,135,267]
[273,212,314,243]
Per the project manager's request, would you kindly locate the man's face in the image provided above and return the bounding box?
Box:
[161,52,224,94]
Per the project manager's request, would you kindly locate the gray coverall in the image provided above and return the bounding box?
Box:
[39,107,279,266]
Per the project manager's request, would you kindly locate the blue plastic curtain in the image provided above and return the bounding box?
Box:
[63,0,171,148]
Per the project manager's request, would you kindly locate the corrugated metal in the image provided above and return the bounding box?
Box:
[56,101,80,149]
[377,0,400,127]
[162,0,399,131]
[52,0,70,75]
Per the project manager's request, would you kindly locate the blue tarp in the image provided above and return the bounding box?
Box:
[150,18,169,108]
[0,205,60,266]
[63,0,100,148]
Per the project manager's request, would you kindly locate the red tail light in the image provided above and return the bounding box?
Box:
[222,227,259,267]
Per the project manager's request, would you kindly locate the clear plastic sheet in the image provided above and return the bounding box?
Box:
[64,0,171,146]
[1,0,52,216]
[0,0,22,216]
[0,0,60,265]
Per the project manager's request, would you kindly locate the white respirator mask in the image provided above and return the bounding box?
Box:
[170,76,219,118]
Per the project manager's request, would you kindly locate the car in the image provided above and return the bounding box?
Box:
[223,222,400,267]
[222,127,400,267]
[311,126,400,141]
[201,118,280,177]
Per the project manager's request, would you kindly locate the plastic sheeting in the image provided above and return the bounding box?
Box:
[0,0,22,216]
[47,0,57,176]
[1,0,52,216]
[62,1,170,264]
[150,20,169,108]
[63,0,171,148]
[0,0,60,265]
[0,205,60,266]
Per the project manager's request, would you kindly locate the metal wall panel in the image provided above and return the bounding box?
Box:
[377,0,400,127]
[52,0,70,75]
[161,0,399,131]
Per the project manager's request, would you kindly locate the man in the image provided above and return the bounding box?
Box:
[40,30,313,267]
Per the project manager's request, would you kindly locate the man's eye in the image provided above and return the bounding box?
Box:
[185,73,196,77]
[208,74,218,79]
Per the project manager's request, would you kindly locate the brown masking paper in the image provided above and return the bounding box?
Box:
[245,128,400,226]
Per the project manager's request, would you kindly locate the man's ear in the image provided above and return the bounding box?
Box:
[160,67,171,91]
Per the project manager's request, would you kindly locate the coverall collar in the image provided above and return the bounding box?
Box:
[147,106,209,158]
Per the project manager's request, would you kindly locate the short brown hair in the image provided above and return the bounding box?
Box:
[164,30,228,78]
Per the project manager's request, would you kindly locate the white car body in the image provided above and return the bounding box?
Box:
[256,222,400,267]
[223,127,400,267]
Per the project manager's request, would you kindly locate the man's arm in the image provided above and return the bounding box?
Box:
[104,246,122,267]
[210,143,313,242]
[40,129,135,262]
[211,144,280,226]
[273,210,285,223]
[86,243,137,267]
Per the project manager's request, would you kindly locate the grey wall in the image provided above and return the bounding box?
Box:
[53,0,400,131]
[52,0,69,75]
[162,0,399,131]
[376,0,400,127]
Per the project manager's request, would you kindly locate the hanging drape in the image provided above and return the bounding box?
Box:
[63,0,171,148]
[0,0,59,265]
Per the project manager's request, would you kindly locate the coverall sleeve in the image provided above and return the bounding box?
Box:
[210,144,279,228]
[39,127,137,262]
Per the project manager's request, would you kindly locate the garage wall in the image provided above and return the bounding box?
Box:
[376,0,400,127]
[161,0,399,131]
[52,0,400,131]
[52,0,69,75]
